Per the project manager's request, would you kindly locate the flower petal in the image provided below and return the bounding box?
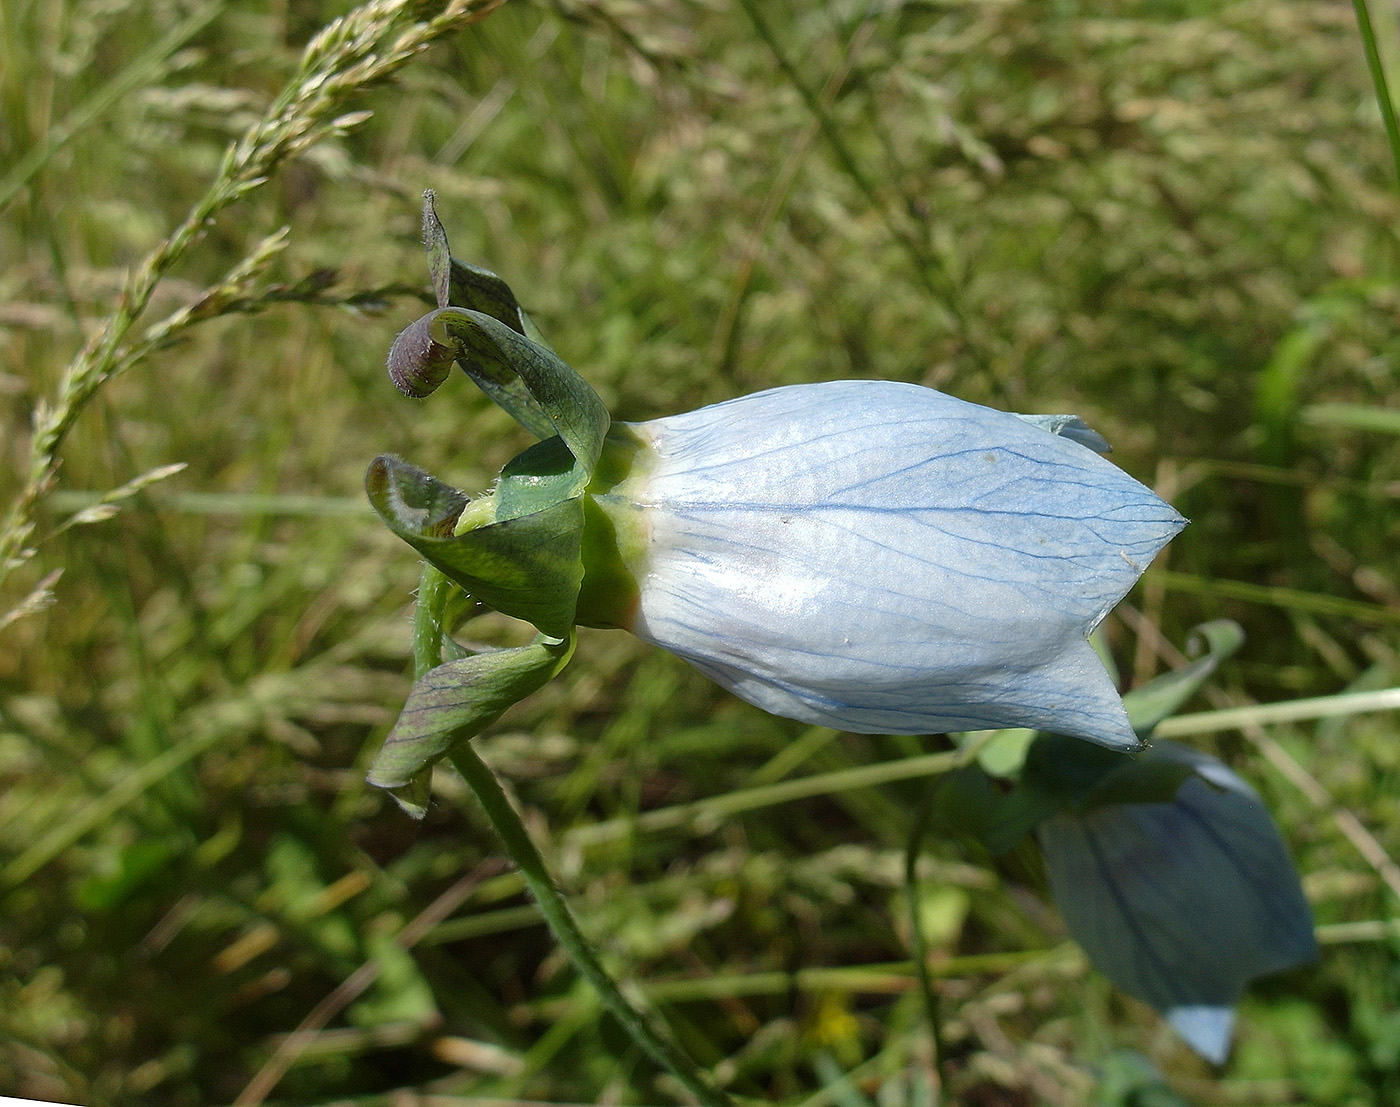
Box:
[1037,745,1316,1061]
[1167,1006,1237,1066]
[619,381,1185,744]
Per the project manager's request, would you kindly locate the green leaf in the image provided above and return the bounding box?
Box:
[1020,732,1195,816]
[366,455,585,637]
[1301,403,1400,436]
[402,191,560,435]
[1078,755,1197,812]
[1122,619,1244,737]
[75,838,180,911]
[929,766,1059,855]
[495,435,590,520]
[1020,729,1129,804]
[965,621,1246,837]
[432,307,610,471]
[368,633,575,817]
[974,727,1037,779]
[350,930,439,1027]
[448,257,557,351]
[1091,1051,1196,1107]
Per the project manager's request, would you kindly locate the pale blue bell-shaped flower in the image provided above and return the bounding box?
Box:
[597,380,1186,749]
[1037,742,1317,1062]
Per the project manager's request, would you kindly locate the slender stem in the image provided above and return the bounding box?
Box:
[567,747,965,848]
[411,563,453,674]
[412,566,733,1105]
[1352,0,1400,189]
[903,791,948,1101]
[448,744,734,1107]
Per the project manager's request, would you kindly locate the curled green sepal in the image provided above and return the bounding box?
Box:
[378,196,613,634]
[428,308,609,478]
[390,191,585,443]
[447,257,558,353]
[368,633,576,818]
[367,455,585,638]
[422,190,553,350]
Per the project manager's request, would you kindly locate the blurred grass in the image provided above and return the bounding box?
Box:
[2,0,1400,1104]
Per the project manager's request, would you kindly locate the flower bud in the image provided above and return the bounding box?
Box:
[590,380,1186,750]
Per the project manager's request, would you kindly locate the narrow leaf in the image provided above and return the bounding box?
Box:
[494,436,588,520]
[447,258,537,340]
[439,253,574,441]
[930,766,1059,855]
[1122,620,1244,737]
[422,190,452,309]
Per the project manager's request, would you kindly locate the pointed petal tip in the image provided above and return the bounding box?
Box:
[1100,728,1146,753]
[1167,1005,1236,1065]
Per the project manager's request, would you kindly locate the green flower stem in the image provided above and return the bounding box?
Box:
[412,564,454,673]
[411,565,733,1106]
[447,743,734,1107]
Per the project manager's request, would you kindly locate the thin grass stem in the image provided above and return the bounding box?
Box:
[0,0,501,619]
[1154,686,1400,737]
[904,791,948,1101]
[1352,0,1400,188]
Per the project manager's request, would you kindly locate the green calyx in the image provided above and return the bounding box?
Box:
[368,190,631,638]
[577,425,650,629]
[366,193,650,812]
[368,619,576,818]
[367,455,589,639]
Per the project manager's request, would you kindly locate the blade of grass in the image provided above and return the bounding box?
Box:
[1154,686,1400,737]
[1148,569,1400,626]
[732,0,978,360]
[904,791,947,1101]
[1,716,225,889]
[1352,0,1400,188]
[565,745,975,849]
[48,490,374,518]
[520,948,1080,1017]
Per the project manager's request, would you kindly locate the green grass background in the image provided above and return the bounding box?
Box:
[3,0,1400,1103]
